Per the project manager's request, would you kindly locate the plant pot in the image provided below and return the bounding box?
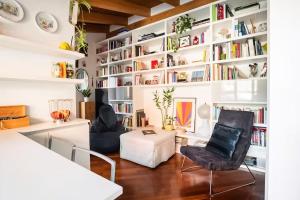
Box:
[83,97,89,102]
[70,1,79,25]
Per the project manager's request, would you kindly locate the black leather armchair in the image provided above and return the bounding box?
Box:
[180,110,255,197]
[90,104,125,154]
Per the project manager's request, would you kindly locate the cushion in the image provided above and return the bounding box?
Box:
[205,123,243,160]
[98,105,117,130]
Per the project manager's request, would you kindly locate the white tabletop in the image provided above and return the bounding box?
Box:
[0,132,122,200]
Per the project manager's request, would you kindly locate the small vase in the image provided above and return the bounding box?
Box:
[84,97,89,102]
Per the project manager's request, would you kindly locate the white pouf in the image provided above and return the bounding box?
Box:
[120,129,175,168]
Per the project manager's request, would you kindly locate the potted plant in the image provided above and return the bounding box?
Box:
[153,87,175,129]
[170,14,195,52]
[80,89,91,102]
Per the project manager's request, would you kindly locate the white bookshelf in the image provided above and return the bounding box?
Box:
[95,0,268,172]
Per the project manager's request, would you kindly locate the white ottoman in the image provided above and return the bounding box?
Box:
[120,129,175,168]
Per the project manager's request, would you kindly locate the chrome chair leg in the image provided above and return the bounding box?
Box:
[180,155,202,173]
[209,162,256,197]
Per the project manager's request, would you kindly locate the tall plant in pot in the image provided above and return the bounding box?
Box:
[80,89,91,102]
[153,87,175,129]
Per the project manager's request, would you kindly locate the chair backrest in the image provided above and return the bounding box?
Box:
[98,104,117,130]
[217,110,254,165]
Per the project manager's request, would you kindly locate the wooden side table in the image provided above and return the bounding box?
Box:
[79,101,95,122]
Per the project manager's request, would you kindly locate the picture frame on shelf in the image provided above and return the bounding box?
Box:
[179,35,191,48]
[173,97,196,132]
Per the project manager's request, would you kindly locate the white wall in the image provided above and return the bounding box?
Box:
[267,0,300,199]
[0,0,77,122]
[76,33,106,109]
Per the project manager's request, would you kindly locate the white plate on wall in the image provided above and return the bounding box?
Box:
[35,12,58,33]
[0,0,24,22]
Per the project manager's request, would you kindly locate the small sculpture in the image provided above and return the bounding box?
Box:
[249,63,258,77]
[260,62,267,77]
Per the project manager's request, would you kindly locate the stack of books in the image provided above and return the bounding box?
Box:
[214,43,230,61]
[96,79,108,88]
[111,103,133,114]
[212,3,233,21]
[251,127,267,147]
[97,67,108,77]
[231,39,264,58]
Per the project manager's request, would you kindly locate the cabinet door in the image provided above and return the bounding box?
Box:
[26,130,50,148]
[49,123,90,169]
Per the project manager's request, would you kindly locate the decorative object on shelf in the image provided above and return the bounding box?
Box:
[80,88,91,102]
[35,12,58,33]
[249,63,258,77]
[164,116,175,131]
[179,35,191,48]
[0,105,29,129]
[167,54,175,67]
[52,62,73,78]
[48,99,72,124]
[260,62,267,77]
[197,103,210,138]
[193,36,199,45]
[75,68,89,91]
[217,28,230,40]
[177,55,187,65]
[59,41,72,50]
[258,22,267,32]
[66,63,74,78]
[151,60,159,69]
[177,72,188,82]
[173,97,196,132]
[0,0,24,22]
[153,87,175,129]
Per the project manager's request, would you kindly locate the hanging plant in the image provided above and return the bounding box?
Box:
[170,14,196,53]
[75,25,88,54]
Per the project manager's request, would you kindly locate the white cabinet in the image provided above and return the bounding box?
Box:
[23,120,90,169]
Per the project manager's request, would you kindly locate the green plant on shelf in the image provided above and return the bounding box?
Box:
[153,87,175,129]
[75,25,88,54]
[80,88,91,97]
[170,14,196,52]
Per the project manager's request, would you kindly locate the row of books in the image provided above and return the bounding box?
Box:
[251,127,267,147]
[122,116,133,128]
[96,79,108,88]
[111,103,133,114]
[212,64,239,81]
[233,20,254,37]
[214,43,230,61]
[213,106,267,124]
[133,61,147,71]
[110,65,133,75]
[96,67,108,77]
[109,37,131,50]
[96,45,108,54]
[231,38,264,59]
[136,109,145,127]
[211,3,233,22]
[110,49,132,62]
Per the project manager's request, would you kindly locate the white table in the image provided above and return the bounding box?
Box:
[0,132,122,200]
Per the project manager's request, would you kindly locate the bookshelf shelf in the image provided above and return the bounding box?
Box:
[133,35,165,46]
[0,34,85,60]
[0,76,84,84]
[212,55,268,64]
[95,0,268,172]
[133,52,165,60]
[96,75,109,79]
[134,68,165,74]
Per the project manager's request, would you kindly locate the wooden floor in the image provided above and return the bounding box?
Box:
[91,154,265,200]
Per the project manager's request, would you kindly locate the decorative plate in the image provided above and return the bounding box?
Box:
[0,0,24,22]
[35,12,58,33]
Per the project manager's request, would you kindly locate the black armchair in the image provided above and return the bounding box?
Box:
[180,110,255,197]
[90,104,125,154]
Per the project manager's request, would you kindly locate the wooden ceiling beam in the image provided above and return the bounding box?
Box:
[89,0,150,17]
[82,23,109,33]
[107,0,215,38]
[159,0,180,6]
[81,11,128,26]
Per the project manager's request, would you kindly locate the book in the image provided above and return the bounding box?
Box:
[248,38,256,56]
[142,130,157,135]
[234,3,260,15]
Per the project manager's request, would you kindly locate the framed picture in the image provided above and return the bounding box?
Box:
[173,97,196,132]
[0,0,25,22]
[179,35,191,48]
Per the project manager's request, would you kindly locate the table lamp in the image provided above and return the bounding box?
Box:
[197,103,210,138]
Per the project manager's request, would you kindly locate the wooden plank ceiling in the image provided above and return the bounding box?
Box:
[80,0,212,34]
